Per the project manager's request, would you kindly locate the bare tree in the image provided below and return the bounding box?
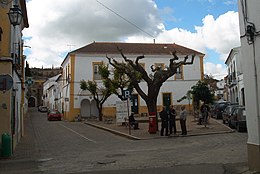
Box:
[106,47,195,124]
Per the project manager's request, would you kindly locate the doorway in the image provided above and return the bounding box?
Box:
[163,93,172,113]
[80,99,99,118]
[28,97,36,107]
[131,94,139,114]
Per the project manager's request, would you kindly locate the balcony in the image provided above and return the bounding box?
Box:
[227,74,237,87]
[230,80,237,86]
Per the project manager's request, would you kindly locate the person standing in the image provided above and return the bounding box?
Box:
[179,105,188,135]
[169,105,177,135]
[200,103,210,125]
[160,106,169,136]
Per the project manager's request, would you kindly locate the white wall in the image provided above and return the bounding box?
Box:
[62,57,71,112]
[73,53,201,108]
[13,71,22,137]
[239,0,260,145]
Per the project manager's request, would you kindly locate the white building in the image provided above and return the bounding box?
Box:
[215,79,225,100]
[55,74,63,113]
[61,42,205,121]
[42,74,61,109]
[238,0,260,171]
[225,47,245,106]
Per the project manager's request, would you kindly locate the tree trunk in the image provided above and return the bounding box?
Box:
[145,97,158,131]
[96,102,103,121]
[146,100,157,114]
[98,105,103,121]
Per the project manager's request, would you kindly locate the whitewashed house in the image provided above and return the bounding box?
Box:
[215,79,225,100]
[61,42,205,121]
[55,74,63,113]
[225,47,245,105]
[42,74,61,109]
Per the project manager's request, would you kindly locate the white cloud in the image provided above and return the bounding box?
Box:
[23,0,162,68]
[23,1,240,79]
[204,62,227,79]
[128,11,240,55]
[224,0,237,5]
[127,11,240,79]
[195,11,240,55]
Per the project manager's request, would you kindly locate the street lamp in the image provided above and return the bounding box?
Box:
[7,4,23,26]
[7,4,23,65]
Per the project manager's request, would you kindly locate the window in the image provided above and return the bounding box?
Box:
[154,63,164,70]
[93,62,103,80]
[175,66,183,80]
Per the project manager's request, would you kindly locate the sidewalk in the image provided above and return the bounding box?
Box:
[84,115,234,140]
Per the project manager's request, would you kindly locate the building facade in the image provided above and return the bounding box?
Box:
[215,80,226,100]
[60,42,204,121]
[238,0,260,171]
[0,0,29,152]
[26,66,62,107]
[42,74,61,110]
[225,47,245,106]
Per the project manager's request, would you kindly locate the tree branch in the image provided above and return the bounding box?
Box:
[135,55,145,64]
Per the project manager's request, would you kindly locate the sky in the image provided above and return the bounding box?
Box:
[23,0,240,80]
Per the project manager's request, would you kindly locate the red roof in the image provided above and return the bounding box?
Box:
[71,42,204,56]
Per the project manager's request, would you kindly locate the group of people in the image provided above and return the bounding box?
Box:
[129,103,209,134]
[159,105,188,136]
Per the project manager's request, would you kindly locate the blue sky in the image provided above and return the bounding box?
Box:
[155,0,238,64]
[23,0,240,79]
[156,0,238,31]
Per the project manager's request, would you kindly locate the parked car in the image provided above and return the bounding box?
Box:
[47,110,62,121]
[211,101,230,119]
[38,106,48,112]
[228,106,246,132]
[222,104,240,124]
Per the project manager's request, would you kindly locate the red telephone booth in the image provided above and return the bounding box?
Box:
[148,112,157,134]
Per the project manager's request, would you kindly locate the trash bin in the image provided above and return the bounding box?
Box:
[1,133,12,158]
[148,114,157,134]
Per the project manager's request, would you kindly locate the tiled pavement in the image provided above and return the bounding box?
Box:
[84,115,234,140]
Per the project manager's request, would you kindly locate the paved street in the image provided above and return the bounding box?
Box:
[0,108,252,174]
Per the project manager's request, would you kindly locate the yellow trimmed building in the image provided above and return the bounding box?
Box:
[59,42,205,121]
[0,0,29,152]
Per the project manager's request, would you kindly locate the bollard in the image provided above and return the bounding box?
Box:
[1,133,12,158]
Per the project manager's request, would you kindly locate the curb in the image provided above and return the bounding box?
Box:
[84,122,141,140]
[84,121,235,140]
[210,118,236,132]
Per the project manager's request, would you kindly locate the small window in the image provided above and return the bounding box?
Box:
[154,63,164,70]
[175,66,183,80]
[93,62,103,80]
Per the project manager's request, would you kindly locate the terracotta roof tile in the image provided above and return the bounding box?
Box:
[71,42,204,56]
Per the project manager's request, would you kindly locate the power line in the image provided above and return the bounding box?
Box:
[95,0,155,39]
